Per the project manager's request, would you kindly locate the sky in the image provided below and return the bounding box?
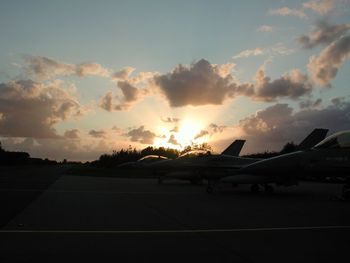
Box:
[0,0,350,161]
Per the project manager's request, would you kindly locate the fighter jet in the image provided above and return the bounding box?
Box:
[118,139,245,169]
[149,139,261,184]
[211,129,350,198]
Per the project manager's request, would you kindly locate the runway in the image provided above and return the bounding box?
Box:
[1,165,349,262]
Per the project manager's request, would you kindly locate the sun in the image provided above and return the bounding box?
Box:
[176,119,203,146]
[154,118,208,149]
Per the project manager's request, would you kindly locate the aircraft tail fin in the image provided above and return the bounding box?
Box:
[221,140,246,156]
[298,128,329,150]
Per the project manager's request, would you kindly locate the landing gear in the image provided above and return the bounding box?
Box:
[264,184,274,194]
[250,184,260,193]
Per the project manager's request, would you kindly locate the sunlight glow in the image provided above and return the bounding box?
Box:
[154,118,208,150]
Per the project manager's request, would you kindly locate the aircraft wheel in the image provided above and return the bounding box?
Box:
[158,177,163,184]
[251,184,260,193]
[264,185,274,194]
[232,183,238,188]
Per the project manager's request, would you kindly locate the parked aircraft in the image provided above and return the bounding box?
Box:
[118,139,246,169]
[149,139,260,184]
[210,129,350,199]
[154,128,328,185]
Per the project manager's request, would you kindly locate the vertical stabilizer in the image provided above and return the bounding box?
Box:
[221,140,246,156]
[298,128,329,150]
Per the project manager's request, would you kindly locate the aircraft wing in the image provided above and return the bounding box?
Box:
[220,174,275,184]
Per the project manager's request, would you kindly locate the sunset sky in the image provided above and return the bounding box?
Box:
[1,0,350,161]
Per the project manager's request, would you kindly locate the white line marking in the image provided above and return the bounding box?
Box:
[0,189,200,195]
[1,226,349,234]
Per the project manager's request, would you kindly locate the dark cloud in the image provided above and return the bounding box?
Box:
[100,81,148,111]
[89,129,107,138]
[153,59,313,107]
[239,100,350,154]
[299,98,322,109]
[308,35,350,86]
[194,130,209,140]
[298,21,350,49]
[64,129,80,139]
[254,69,313,101]
[0,80,83,138]
[126,126,156,144]
[154,59,254,107]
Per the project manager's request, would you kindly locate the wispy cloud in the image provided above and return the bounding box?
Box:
[233,48,264,59]
[303,0,336,15]
[269,7,307,18]
[257,25,275,32]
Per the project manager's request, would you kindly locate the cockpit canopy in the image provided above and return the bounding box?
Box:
[314,130,350,149]
[137,155,169,163]
[179,150,213,158]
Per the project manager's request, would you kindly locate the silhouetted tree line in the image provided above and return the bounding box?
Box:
[0,141,58,165]
[93,143,213,168]
[243,142,298,159]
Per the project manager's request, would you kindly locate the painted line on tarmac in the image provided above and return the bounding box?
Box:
[0,189,201,195]
[1,226,350,234]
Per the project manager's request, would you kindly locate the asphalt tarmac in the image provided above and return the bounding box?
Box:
[1,165,349,262]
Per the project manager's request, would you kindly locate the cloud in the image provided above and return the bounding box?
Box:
[254,69,313,101]
[233,44,294,60]
[0,80,83,138]
[194,130,209,140]
[114,81,148,110]
[100,91,114,112]
[76,63,110,77]
[100,71,151,112]
[89,129,107,138]
[167,134,181,146]
[161,117,180,123]
[112,67,135,80]
[269,7,307,18]
[154,59,254,107]
[126,126,156,144]
[257,25,275,32]
[233,48,264,59]
[209,123,226,133]
[299,98,323,109]
[23,55,110,80]
[238,99,350,153]
[111,126,122,133]
[307,35,350,86]
[298,21,350,49]
[303,0,335,15]
[64,129,80,139]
